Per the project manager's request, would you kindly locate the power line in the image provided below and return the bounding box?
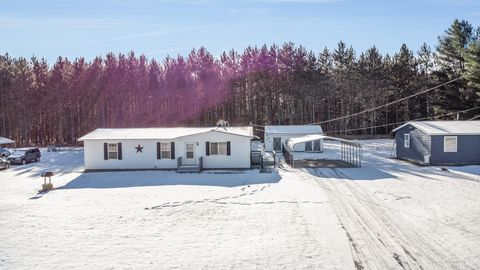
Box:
[250,123,266,128]
[307,77,463,126]
[325,106,480,134]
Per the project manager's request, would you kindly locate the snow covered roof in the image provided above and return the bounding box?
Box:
[0,137,14,144]
[78,126,254,141]
[392,121,480,135]
[265,125,323,134]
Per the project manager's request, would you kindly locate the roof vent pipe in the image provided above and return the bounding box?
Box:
[216,119,229,128]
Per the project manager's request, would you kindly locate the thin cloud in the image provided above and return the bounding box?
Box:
[262,0,343,2]
[112,30,178,41]
[111,25,214,41]
[0,15,137,30]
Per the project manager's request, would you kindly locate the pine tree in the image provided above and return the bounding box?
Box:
[436,19,474,75]
[465,40,480,103]
[435,19,477,118]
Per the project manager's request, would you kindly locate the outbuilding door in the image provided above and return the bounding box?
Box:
[184,143,196,165]
[273,137,282,151]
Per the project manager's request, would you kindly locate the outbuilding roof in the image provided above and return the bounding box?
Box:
[0,137,14,144]
[265,125,323,134]
[78,126,254,141]
[392,121,480,135]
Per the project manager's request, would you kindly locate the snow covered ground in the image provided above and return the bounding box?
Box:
[0,140,479,269]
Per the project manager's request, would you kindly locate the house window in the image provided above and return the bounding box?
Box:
[161,143,171,159]
[444,136,457,152]
[108,143,118,159]
[210,142,227,155]
[404,134,410,148]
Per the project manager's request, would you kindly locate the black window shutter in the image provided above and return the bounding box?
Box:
[227,141,231,156]
[170,142,175,159]
[157,142,161,159]
[103,143,108,160]
[117,143,122,160]
[206,142,210,156]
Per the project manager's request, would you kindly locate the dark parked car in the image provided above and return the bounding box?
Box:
[7,148,41,165]
[0,157,10,170]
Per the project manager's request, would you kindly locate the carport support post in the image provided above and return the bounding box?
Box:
[352,145,356,167]
[356,146,360,168]
[291,151,294,168]
[355,146,359,167]
[356,146,359,168]
[346,144,349,165]
[341,142,343,161]
[345,143,348,164]
[360,147,362,168]
[348,145,352,164]
[345,144,348,164]
[353,146,356,167]
[350,145,353,166]
[350,145,354,166]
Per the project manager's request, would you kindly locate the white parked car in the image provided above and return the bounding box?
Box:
[0,147,12,157]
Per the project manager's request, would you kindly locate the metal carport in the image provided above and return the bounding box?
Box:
[283,134,362,168]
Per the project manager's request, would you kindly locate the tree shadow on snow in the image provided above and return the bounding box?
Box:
[58,170,282,189]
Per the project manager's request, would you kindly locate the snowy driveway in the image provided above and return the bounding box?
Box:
[299,140,480,269]
[1,141,479,269]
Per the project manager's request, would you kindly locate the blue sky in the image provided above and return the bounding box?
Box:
[1,0,479,63]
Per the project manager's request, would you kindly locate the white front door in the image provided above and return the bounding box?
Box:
[184,143,196,165]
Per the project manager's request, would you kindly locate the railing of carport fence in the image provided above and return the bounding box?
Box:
[341,141,362,168]
[360,146,363,168]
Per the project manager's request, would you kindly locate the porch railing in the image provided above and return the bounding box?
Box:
[177,156,182,167]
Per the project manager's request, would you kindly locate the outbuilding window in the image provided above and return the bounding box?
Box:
[404,134,410,148]
[161,143,171,159]
[108,143,118,159]
[306,140,321,152]
[444,136,457,152]
[210,142,227,155]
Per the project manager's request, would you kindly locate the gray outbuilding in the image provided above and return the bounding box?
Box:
[392,121,480,166]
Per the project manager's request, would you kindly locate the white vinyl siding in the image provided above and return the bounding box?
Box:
[404,134,410,148]
[161,142,171,159]
[108,143,118,159]
[210,142,227,156]
[444,136,457,152]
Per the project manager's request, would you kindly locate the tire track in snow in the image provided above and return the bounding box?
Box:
[308,169,385,269]
[332,168,475,270]
[308,167,476,270]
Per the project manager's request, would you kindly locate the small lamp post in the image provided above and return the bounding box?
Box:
[41,171,54,191]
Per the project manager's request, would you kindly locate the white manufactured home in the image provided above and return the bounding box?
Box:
[78,126,254,171]
[264,125,323,152]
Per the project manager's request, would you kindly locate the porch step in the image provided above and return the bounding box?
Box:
[177,165,201,173]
